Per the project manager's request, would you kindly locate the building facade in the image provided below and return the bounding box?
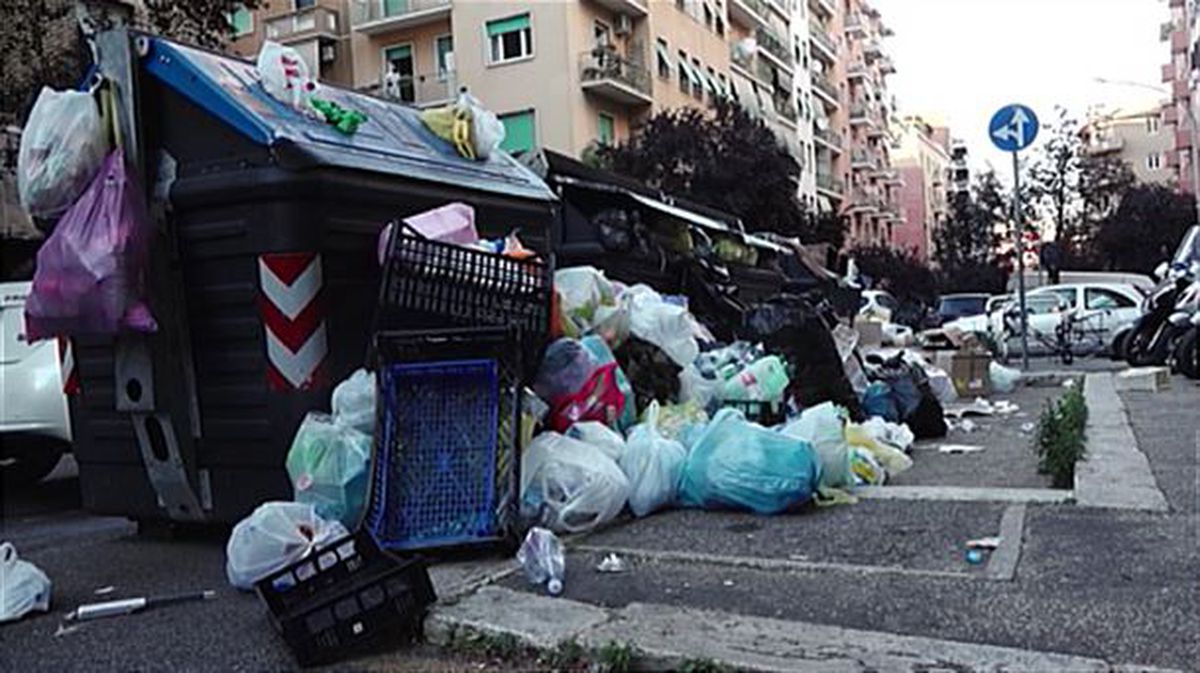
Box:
[1080,105,1176,187]
[229,0,355,86]
[890,115,950,262]
[1162,0,1198,195]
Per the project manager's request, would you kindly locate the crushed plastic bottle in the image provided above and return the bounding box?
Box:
[516,527,565,596]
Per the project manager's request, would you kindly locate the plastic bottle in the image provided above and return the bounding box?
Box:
[721,355,790,401]
[516,527,565,596]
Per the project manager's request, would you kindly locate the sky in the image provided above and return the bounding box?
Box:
[872,0,1168,179]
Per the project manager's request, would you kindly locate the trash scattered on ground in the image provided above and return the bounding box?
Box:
[966,536,1003,549]
[225,502,349,590]
[595,553,629,574]
[965,549,985,564]
[938,444,986,454]
[989,361,1022,393]
[93,586,115,596]
[722,579,735,587]
[959,419,978,433]
[0,543,51,623]
[53,623,82,638]
[66,590,215,622]
[1020,422,1037,434]
[1063,379,1077,388]
[517,528,565,596]
[286,412,370,529]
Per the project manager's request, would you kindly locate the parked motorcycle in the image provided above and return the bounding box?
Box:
[1168,282,1200,379]
[1125,226,1200,367]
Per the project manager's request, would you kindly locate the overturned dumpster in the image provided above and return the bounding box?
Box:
[69,32,556,523]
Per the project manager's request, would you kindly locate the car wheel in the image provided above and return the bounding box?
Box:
[1,438,67,489]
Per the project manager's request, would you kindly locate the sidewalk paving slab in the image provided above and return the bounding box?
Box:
[1076,374,1169,512]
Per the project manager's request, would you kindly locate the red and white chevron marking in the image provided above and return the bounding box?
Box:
[258,252,328,391]
[57,337,79,395]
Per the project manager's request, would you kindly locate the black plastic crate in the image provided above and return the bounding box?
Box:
[254,530,436,667]
[376,224,552,343]
[368,327,522,553]
[720,399,787,427]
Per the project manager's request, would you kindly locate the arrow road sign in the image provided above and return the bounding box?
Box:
[989,104,1040,152]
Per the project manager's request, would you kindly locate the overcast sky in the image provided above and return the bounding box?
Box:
[872,0,1167,178]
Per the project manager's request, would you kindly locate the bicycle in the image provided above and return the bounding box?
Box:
[997,306,1109,365]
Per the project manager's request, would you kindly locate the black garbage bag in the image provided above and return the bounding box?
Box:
[614,336,681,412]
[865,353,947,440]
[742,294,863,420]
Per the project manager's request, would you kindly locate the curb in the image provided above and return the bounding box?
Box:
[1075,373,1169,512]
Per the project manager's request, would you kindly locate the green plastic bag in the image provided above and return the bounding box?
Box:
[285,413,371,528]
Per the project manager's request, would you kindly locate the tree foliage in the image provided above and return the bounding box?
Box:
[601,99,845,245]
[1096,184,1195,273]
[1027,108,1081,250]
[933,170,1008,294]
[1,0,258,124]
[848,243,939,308]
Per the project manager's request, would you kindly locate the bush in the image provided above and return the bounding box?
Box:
[1033,386,1087,488]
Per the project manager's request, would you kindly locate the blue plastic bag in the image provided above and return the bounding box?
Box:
[861,382,899,422]
[679,409,821,514]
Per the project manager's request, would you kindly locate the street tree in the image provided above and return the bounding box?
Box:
[1,0,258,124]
[1096,184,1195,273]
[933,169,1008,294]
[601,99,844,244]
[1026,108,1082,256]
[1073,153,1136,266]
[848,243,938,321]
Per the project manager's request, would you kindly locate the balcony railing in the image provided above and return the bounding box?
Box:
[730,0,772,28]
[350,0,452,32]
[362,70,456,107]
[756,26,794,68]
[265,5,342,42]
[809,24,837,58]
[815,127,843,150]
[851,148,878,169]
[845,13,866,36]
[849,102,876,125]
[817,171,844,195]
[812,74,839,103]
[774,95,798,123]
[579,48,652,105]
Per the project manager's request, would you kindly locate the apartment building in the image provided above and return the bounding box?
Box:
[947,138,969,202]
[228,0,355,86]
[1162,0,1198,194]
[1080,105,1176,187]
[891,115,950,262]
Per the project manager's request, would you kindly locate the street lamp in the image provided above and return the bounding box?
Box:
[1093,77,1200,224]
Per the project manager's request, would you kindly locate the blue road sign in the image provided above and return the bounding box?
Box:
[989,104,1040,152]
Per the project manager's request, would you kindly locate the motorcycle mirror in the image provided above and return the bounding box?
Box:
[1155,261,1169,280]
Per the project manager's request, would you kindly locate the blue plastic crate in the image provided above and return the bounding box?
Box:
[368,358,516,551]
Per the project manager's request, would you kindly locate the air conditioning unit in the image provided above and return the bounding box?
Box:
[320,43,336,63]
[614,14,632,35]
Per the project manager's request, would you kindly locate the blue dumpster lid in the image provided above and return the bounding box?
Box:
[142,37,555,203]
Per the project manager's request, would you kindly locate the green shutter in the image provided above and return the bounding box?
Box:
[384,45,411,62]
[228,5,252,36]
[384,0,408,17]
[436,35,453,73]
[500,111,536,154]
[598,114,614,145]
[487,13,530,37]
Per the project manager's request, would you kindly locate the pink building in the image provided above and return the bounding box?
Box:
[890,115,951,263]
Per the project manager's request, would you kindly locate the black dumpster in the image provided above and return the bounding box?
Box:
[71,35,557,523]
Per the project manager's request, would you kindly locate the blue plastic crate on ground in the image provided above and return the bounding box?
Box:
[367,333,521,553]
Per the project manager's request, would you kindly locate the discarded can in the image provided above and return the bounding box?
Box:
[965,549,984,565]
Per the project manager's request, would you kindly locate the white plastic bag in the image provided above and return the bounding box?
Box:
[225,502,349,590]
[17,87,106,217]
[780,402,854,488]
[331,369,376,435]
[679,365,721,409]
[619,403,686,517]
[257,41,317,114]
[565,421,626,462]
[286,413,371,528]
[520,432,630,534]
[624,285,699,368]
[990,361,1022,394]
[458,92,505,160]
[846,417,915,477]
[0,543,51,623]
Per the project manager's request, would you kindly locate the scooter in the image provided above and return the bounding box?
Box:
[1125,227,1200,366]
[1168,284,1200,379]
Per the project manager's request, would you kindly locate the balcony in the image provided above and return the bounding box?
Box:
[1165,105,1179,125]
[265,5,343,43]
[849,102,876,126]
[845,13,866,37]
[756,26,794,70]
[811,73,840,108]
[809,23,837,62]
[814,127,843,153]
[863,38,884,61]
[361,70,455,107]
[1174,78,1190,101]
[729,0,772,29]
[351,0,452,34]
[878,55,896,75]
[1086,134,1125,155]
[847,61,868,81]
[1177,129,1193,150]
[774,95,798,125]
[808,0,835,18]
[848,188,881,212]
[1172,29,1189,54]
[579,48,653,106]
[851,148,877,170]
[1163,63,1176,83]
[588,0,648,18]
[816,171,845,196]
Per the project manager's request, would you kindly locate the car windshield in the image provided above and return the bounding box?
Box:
[938,296,988,317]
[1171,226,1200,267]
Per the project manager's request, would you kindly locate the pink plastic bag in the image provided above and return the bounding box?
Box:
[24,150,157,341]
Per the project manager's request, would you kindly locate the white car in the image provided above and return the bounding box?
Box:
[1,281,72,486]
[859,289,899,322]
[989,283,1143,357]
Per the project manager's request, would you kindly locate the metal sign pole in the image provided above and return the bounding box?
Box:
[1012,150,1030,371]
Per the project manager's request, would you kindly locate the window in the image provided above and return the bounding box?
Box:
[691,57,704,99]
[1147,153,1162,170]
[1085,288,1136,310]
[703,2,713,27]
[678,50,691,94]
[499,110,536,154]
[594,20,611,47]
[227,4,253,38]
[1147,115,1161,134]
[295,0,315,9]
[383,44,415,102]
[706,66,719,101]
[435,35,454,79]
[598,113,615,146]
[656,38,672,79]
[715,16,725,36]
[487,13,533,64]
[676,0,686,10]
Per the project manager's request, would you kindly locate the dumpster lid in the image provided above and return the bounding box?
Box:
[142,37,555,203]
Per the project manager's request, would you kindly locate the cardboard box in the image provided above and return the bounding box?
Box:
[947,350,992,397]
[854,317,884,350]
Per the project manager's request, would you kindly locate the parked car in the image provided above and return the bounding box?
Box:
[0,280,72,486]
[988,283,1143,356]
[932,293,990,327]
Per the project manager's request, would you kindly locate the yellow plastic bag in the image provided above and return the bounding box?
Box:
[420,105,475,159]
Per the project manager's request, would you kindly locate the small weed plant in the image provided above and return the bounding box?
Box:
[1034,386,1088,488]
